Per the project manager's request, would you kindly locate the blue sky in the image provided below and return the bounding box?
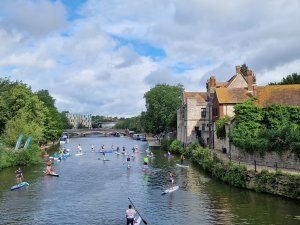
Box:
[0,0,300,116]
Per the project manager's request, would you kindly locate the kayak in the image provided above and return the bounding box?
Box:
[176,164,189,168]
[161,186,179,195]
[10,182,29,191]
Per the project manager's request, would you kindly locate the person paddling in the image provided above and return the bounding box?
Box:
[168,171,174,190]
[126,204,137,225]
[122,146,126,154]
[101,144,106,160]
[180,154,185,164]
[127,155,131,168]
[91,144,94,152]
[15,168,23,183]
[77,144,82,153]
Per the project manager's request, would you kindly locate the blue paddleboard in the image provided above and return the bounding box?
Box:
[10,182,29,191]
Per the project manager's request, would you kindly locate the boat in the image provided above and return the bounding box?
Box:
[161,186,179,195]
[10,182,29,191]
[176,164,189,168]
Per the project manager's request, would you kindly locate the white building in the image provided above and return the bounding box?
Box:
[66,113,92,129]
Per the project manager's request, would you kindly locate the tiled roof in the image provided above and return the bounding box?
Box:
[254,85,300,107]
[215,87,250,104]
[183,92,207,103]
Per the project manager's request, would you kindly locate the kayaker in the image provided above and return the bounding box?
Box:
[180,154,185,164]
[15,168,23,183]
[168,171,174,190]
[126,204,137,225]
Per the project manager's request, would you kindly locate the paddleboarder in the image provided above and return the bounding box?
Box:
[15,168,23,183]
[77,144,82,153]
[127,155,131,168]
[180,154,185,164]
[126,204,137,225]
[168,171,174,190]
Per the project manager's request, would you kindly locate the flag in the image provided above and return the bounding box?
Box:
[24,135,32,150]
[15,134,23,150]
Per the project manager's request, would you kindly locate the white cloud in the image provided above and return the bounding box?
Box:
[1,0,300,116]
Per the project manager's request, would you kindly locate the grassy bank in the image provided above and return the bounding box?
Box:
[0,140,43,170]
[168,139,300,199]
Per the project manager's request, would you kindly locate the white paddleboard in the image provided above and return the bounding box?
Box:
[134,216,141,225]
[176,164,189,168]
[75,153,83,156]
[162,186,179,195]
[98,158,110,161]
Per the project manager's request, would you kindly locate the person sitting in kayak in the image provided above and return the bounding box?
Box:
[126,204,137,225]
[168,171,174,190]
[127,155,131,168]
[15,168,23,183]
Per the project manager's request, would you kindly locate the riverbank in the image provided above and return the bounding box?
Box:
[168,141,300,199]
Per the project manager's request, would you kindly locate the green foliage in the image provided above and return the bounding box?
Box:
[254,170,300,198]
[169,139,183,154]
[240,64,248,77]
[269,73,300,85]
[231,99,300,158]
[160,138,173,151]
[215,116,229,139]
[141,83,184,134]
[115,116,143,132]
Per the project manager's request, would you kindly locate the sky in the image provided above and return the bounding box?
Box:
[0,0,300,117]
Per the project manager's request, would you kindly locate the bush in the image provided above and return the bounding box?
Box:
[169,139,183,154]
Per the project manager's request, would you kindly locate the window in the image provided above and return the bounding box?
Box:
[201,108,206,118]
[202,124,205,131]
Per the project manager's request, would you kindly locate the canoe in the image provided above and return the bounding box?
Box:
[176,164,189,168]
[161,186,179,195]
[10,182,29,191]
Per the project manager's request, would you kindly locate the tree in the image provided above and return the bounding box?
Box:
[240,64,248,77]
[141,83,184,134]
[269,73,300,85]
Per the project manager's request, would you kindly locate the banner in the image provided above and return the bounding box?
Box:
[15,134,23,150]
[24,135,32,150]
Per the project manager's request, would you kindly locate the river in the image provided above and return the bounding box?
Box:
[0,136,299,225]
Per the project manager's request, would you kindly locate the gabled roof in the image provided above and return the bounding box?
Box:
[254,85,300,107]
[215,87,250,104]
[183,92,207,104]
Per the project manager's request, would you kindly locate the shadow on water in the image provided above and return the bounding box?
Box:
[0,136,299,225]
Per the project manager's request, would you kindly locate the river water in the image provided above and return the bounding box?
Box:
[0,136,299,225]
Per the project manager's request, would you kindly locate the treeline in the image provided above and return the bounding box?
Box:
[230,98,300,158]
[114,83,184,134]
[0,78,71,169]
[269,73,300,85]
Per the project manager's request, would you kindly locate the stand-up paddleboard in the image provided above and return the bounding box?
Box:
[115,152,121,155]
[176,164,189,168]
[10,182,29,191]
[98,151,112,153]
[44,171,59,177]
[75,153,83,156]
[161,186,179,195]
[98,158,110,161]
[134,216,141,225]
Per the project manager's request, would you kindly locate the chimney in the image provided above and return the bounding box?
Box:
[236,66,241,74]
[207,76,216,92]
[247,70,253,92]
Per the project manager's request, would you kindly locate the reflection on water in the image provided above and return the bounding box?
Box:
[0,136,299,225]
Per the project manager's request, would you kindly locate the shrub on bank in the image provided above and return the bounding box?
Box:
[0,141,42,170]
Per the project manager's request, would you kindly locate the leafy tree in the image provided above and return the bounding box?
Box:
[240,64,248,77]
[269,73,300,85]
[141,83,184,134]
[216,116,230,139]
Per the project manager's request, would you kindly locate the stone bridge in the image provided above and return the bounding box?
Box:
[64,128,127,137]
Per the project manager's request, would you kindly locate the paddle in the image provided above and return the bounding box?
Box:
[128,198,147,225]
